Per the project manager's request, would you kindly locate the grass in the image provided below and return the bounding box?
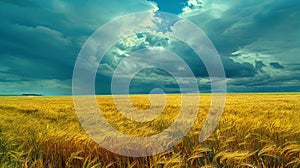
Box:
[0,93,299,167]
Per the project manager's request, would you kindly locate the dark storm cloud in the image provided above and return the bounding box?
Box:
[270,62,285,69]
[227,73,300,92]
[223,58,257,78]
[183,0,300,92]
[0,23,77,80]
[186,0,300,56]
[179,49,259,78]
[255,61,266,71]
[0,0,157,95]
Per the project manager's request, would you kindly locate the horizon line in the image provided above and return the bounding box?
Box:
[1,91,300,97]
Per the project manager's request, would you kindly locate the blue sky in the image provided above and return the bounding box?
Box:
[0,0,299,95]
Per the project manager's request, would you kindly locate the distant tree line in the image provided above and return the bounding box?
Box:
[21,94,43,96]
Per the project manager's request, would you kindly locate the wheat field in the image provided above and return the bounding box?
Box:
[0,93,299,167]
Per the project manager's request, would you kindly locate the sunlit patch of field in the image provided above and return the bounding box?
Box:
[0,93,300,167]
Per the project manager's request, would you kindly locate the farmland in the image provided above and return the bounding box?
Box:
[0,94,299,167]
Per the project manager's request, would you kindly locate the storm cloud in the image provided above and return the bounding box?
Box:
[0,0,299,95]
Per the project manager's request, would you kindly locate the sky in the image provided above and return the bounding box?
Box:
[0,0,299,95]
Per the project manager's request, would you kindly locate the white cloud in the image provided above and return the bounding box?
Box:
[181,0,204,17]
[180,0,229,18]
[187,0,204,7]
[147,1,159,12]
